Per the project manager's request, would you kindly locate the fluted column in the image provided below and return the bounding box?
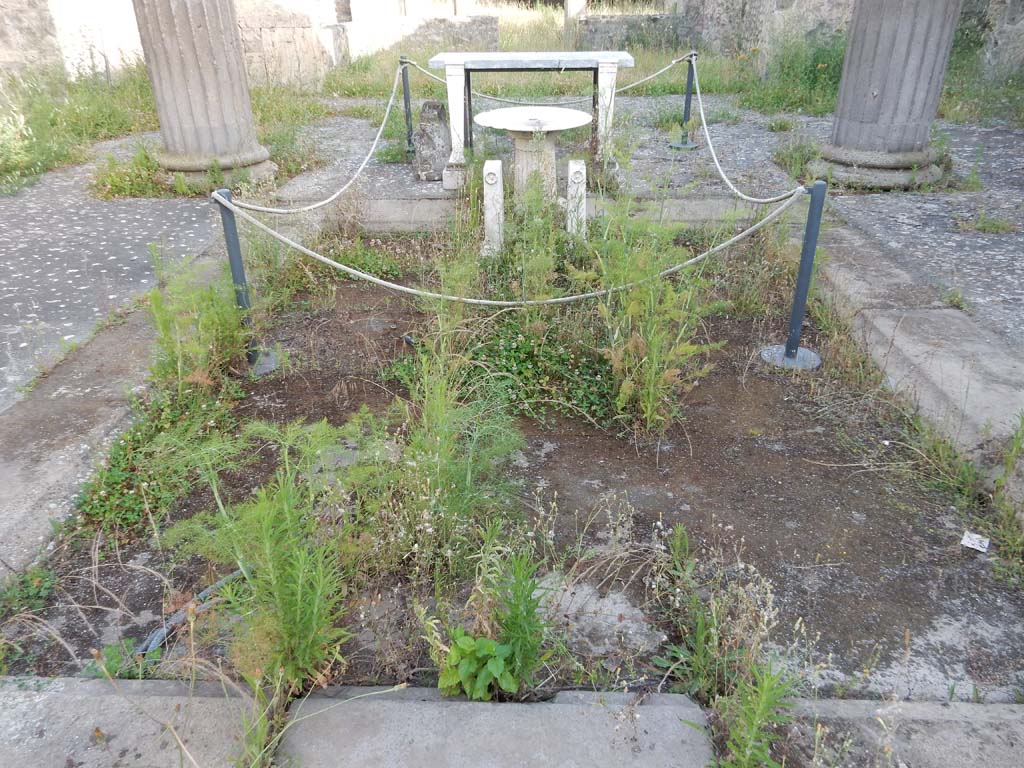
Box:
[133,0,275,181]
[811,0,962,189]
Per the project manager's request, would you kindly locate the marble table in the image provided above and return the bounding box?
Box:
[427,51,634,189]
[474,106,592,201]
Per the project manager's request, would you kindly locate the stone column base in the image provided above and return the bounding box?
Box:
[808,144,945,190]
[158,147,277,185]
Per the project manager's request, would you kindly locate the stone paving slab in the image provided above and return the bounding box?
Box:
[617,95,1024,345]
[0,677,249,768]
[0,308,155,578]
[820,218,1024,499]
[786,698,1024,768]
[280,687,713,767]
[0,134,216,414]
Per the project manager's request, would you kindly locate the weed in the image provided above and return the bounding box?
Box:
[168,420,351,689]
[437,627,520,701]
[955,213,1018,235]
[704,107,742,125]
[148,262,251,396]
[76,388,240,533]
[91,144,171,198]
[940,20,1024,127]
[85,640,163,680]
[0,567,56,617]
[773,137,820,182]
[942,288,968,310]
[466,317,616,424]
[1,62,157,192]
[719,665,795,768]
[766,118,794,132]
[340,350,523,585]
[495,553,548,688]
[319,237,403,282]
[739,34,846,116]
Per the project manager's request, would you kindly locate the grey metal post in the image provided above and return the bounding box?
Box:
[214,188,259,365]
[760,180,827,370]
[400,57,414,158]
[786,180,827,358]
[669,53,698,151]
[215,189,251,312]
[682,55,695,126]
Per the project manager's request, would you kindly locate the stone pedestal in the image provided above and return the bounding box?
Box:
[810,0,962,189]
[511,132,558,201]
[132,0,275,183]
[482,159,504,256]
[566,159,587,237]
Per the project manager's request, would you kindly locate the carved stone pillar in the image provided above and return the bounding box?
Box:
[132,0,275,182]
[811,0,962,189]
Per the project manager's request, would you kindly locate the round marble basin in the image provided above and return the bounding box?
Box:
[474,107,592,201]
[473,106,593,134]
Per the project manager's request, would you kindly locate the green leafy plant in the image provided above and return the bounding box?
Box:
[719,666,795,768]
[495,553,548,688]
[85,640,163,680]
[0,567,56,617]
[167,420,350,689]
[77,388,239,532]
[438,627,519,701]
[148,261,251,396]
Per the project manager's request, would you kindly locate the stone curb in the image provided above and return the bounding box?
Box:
[280,686,714,767]
[788,698,1024,768]
[818,213,1024,509]
[0,676,250,768]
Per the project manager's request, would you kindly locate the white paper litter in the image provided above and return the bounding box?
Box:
[960,531,990,553]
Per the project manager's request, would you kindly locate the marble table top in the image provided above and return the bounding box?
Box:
[428,51,635,70]
[474,106,593,134]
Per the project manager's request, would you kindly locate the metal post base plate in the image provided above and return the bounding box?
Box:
[759,344,821,370]
[251,347,280,377]
[669,140,698,151]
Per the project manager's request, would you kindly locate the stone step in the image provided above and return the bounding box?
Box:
[279,686,714,767]
[0,677,250,767]
[787,698,1024,768]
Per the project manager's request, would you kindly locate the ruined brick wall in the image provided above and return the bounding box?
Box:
[0,0,62,73]
[986,0,1024,73]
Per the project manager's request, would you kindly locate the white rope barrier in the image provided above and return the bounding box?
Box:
[223,51,799,221]
[690,58,802,205]
[228,67,403,215]
[212,186,806,308]
[407,55,694,107]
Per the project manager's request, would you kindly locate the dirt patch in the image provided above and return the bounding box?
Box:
[2,281,423,677]
[510,321,1024,701]
[7,282,1022,703]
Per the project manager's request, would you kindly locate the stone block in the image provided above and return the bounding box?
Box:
[280,687,714,767]
[576,13,700,52]
[566,159,586,237]
[413,100,451,182]
[986,0,1024,75]
[482,159,504,255]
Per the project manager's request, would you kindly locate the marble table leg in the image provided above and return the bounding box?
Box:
[442,62,467,190]
[596,61,619,160]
